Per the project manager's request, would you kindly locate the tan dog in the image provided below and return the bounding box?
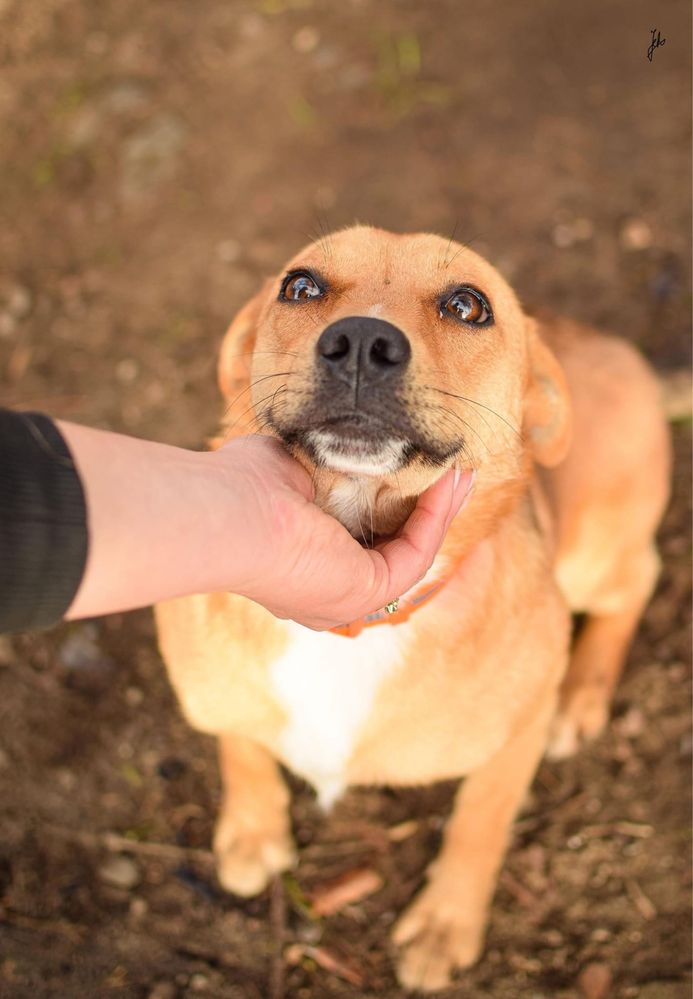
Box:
[155,226,670,991]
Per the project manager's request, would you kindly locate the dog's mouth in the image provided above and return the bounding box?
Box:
[272,411,461,477]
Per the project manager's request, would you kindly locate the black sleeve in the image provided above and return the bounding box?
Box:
[0,410,88,633]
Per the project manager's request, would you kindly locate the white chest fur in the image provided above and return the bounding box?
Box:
[269,552,450,809]
[270,622,407,808]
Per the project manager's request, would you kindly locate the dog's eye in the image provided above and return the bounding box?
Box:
[441,288,492,325]
[280,271,324,302]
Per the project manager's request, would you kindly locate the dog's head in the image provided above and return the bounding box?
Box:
[218,226,570,542]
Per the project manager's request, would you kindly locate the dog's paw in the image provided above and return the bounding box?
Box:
[213,817,296,896]
[392,888,484,992]
[546,685,610,759]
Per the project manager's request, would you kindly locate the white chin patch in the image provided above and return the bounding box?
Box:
[306,430,406,477]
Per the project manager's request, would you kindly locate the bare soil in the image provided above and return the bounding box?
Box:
[0,1,690,997]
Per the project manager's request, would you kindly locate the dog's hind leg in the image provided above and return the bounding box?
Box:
[213,733,296,896]
[548,543,661,759]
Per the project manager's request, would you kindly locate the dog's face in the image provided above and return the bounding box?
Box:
[219,226,570,538]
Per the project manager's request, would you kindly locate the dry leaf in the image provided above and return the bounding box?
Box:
[307,945,364,987]
[309,867,384,916]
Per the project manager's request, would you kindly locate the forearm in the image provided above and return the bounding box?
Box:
[61,422,235,619]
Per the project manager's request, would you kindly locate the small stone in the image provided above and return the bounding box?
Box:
[620,218,652,250]
[98,854,140,890]
[578,962,612,999]
[614,706,645,738]
[552,223,575,248]
[56,768,77,790]
[57,624,114,680]
[552,218,593,248]
[147,983,177,999]
[189,973,209,992]
[591,927,611,943]
[0,313,16,338]
[129,896,148,919]
[292,26,319,53]
[125,685,144,706]
[217,238,241,263]
[7,285,32,319]
[104,82,148,114]
[116,358,139,383]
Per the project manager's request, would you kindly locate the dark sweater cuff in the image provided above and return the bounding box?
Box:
[0,411,88,633]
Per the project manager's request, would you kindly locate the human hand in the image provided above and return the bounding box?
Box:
[210,436,473,630]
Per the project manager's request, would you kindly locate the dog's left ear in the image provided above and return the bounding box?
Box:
[523,319,572,467]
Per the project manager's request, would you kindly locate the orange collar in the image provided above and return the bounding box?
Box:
[329,567,456,638]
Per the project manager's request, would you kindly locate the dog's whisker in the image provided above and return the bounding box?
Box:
[426,402,490,461]
[225,384,292,436]
[441,219,459,270]
[222,371,295,423]
[424,385,521,438]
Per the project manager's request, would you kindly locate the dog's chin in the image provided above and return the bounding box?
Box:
[304,429,408,478]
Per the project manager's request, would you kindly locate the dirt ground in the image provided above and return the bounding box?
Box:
[0,1,691,997]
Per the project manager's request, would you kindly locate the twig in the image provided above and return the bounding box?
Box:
[47,824,215,866]
[625,878,657,921]
[269,876,287,999]
[0,905,87,942]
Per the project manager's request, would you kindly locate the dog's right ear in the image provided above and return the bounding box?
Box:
[217,279,275,433]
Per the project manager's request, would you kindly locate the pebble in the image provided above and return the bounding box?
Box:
[125,685,144,706]
[552,217,594,248]
[58,623,114,679]
[116,358,140,384]
[578,961,612,999]
[147,983,177,999]
[614,706,645,738]
[292,26,319,53]
[620,217,652,250]
[0,313,15,338]
[6,285,32,319]
[98,854,141,890]
[216,238,242,263]
[189,973,209,992]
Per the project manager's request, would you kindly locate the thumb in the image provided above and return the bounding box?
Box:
[365,468,474,605]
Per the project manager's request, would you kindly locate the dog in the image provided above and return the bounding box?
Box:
[155,225,670,991]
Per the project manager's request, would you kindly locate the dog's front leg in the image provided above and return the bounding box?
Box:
[393,694,556,992]
[213,733,296,896]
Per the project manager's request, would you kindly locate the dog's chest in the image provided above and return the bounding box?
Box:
[269,623,408,808]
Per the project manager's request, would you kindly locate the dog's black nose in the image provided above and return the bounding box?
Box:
[316,316,411,387]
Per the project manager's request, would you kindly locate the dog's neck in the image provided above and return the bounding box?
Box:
[314,468,532,557]
[319,475,416,545]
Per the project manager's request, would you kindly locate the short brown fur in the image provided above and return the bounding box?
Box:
[155,226,670,991]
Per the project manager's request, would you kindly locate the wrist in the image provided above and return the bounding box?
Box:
[63,423,243,617]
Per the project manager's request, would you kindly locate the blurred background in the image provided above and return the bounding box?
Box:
[0,1,690,997]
